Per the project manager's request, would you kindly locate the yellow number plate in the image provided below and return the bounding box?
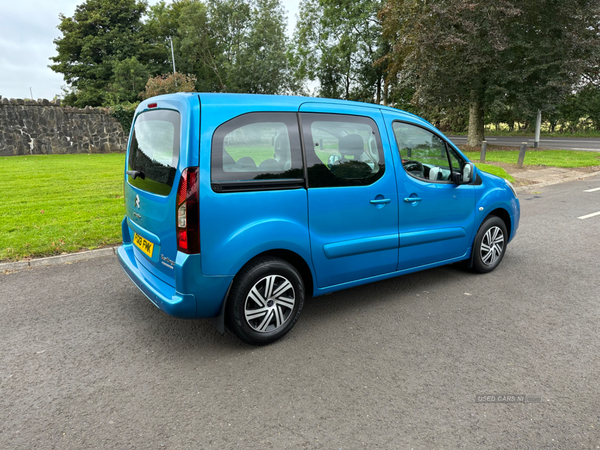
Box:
[133,233,154,258]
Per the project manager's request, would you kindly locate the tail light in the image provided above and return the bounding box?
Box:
[176,167,200,254]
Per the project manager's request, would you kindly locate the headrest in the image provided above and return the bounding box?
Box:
[339,134,364,157]
[258,159,281,172]
[274,133,290,154]
[234,156,257,170]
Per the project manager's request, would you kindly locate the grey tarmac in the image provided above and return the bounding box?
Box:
[448,135,600,151]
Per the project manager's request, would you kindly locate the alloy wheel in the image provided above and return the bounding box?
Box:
[244,275,296,333]
[480,226,505,266]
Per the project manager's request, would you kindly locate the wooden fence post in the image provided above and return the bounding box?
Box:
[480,140,487,163]
[517,142,527,168]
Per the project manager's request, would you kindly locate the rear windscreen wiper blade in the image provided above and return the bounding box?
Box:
[126,170,145,180]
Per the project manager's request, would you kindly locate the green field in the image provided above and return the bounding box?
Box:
[0,154,125,262]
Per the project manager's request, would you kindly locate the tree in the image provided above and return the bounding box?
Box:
[230,0,290,94]
[152,0,292,94]
[146,0,228,91]
[50,0,154,107]
[381,0,600,145]
[293,0,386,102]
[108,57,150,104]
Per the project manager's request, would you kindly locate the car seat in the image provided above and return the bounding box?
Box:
[330,134,372,179]
[273,133,292,170]
[429,166,441,181]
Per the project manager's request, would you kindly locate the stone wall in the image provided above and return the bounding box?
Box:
[0,97,126,156]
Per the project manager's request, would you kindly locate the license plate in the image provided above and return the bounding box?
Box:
[133,233,154,258]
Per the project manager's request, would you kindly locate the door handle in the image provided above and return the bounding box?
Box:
[370,198,392,205]
[404,197,423,203]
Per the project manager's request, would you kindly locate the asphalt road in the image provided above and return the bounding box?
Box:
[2,176,600,449]
[448,135,600,151]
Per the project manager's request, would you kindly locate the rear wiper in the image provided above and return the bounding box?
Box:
[126,170,145,180]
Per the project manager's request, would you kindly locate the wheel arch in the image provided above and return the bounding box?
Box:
[246,249,315,297]
[486,207,511,238]
[466,207,512,269]
[211,248,315,335]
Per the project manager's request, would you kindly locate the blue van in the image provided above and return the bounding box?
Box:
[118,93,520,345]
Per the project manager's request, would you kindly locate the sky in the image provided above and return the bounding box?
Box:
[0,0,300,101]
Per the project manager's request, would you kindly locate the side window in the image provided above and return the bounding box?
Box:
[392,122,462,182]
[447,146,465,178]
[211,112,304,185]
[301,113,385,188]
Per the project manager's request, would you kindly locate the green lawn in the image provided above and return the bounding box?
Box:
[0,154,126,262]
[463,149,600,168]
[474,163,515,182]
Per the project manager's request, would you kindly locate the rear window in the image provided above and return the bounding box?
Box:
[127,109,180,196]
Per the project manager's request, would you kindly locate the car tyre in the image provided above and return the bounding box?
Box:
[472,216,508,274]
[226,257,304,346]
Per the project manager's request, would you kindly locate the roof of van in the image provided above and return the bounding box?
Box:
[153,92,431,128]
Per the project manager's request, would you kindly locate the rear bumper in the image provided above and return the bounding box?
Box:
[118,243,233,319]
[118,244,196,318]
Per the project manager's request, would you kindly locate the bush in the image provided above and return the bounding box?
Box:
[109,102,139,134]
[140,73,197,100]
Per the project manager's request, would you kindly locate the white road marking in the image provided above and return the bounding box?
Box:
[584,187,600,192]
[538,139,600,144]
[578,211,600,220]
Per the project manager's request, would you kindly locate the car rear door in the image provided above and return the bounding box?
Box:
[124,97,197,285]
[300,103,399,288]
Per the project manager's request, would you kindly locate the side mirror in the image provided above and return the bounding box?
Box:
[462,162,473,183]
[452,162,473,184]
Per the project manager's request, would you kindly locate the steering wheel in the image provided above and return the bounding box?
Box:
[403,160,424,178]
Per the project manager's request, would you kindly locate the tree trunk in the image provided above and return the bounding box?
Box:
[376,78,381,105]
[383,78,389,106]
[467,94,485,147]
[345,75,350,100]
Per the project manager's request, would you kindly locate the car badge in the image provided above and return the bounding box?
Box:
[135,195,140,209]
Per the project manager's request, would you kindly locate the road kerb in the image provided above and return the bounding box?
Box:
[515,170,600,193]
[0,261,30,272]
[1,247,117,273]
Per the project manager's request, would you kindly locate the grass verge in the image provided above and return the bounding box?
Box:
[462,149,600,168]
[474,163,515,182]
[0,154,125,262]
[450,129,600,138]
